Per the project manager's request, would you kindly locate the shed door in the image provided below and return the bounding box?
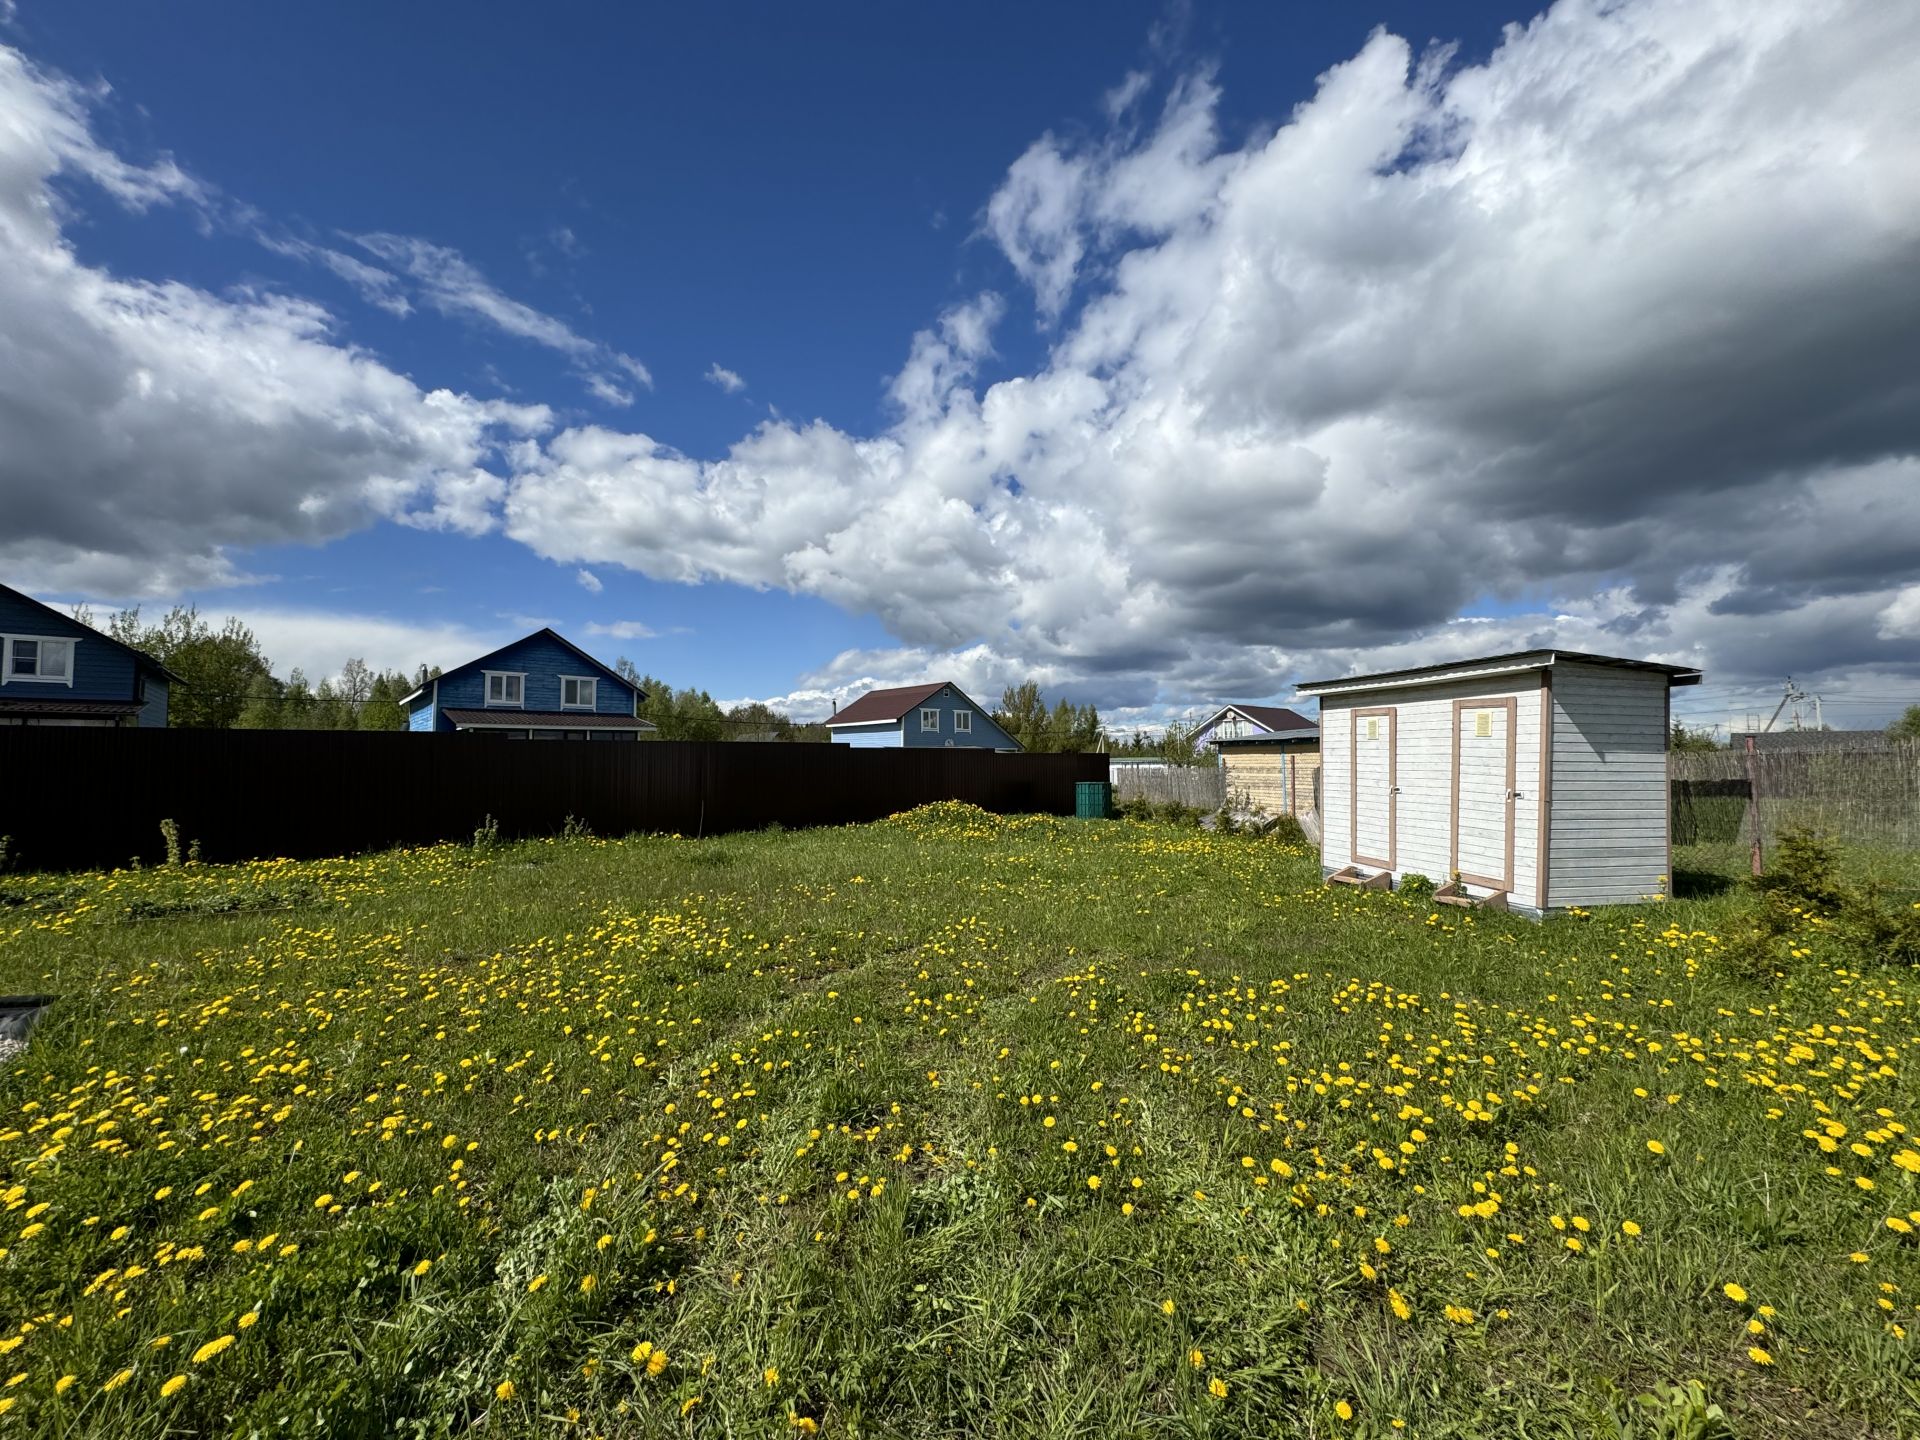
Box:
[1351,708,1396,869]
[1452,698,1517,892]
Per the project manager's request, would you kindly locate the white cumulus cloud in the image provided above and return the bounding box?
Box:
[705,362,746,394]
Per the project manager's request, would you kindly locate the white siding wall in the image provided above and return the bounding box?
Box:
[1320,678,1545,906]
[1547,663,1669,907]
[830,724,904,748]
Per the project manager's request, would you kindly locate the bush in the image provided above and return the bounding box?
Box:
[1263,815,1311,850]
[1398,872,1436,903]
[1729,826,1920,971]
[1754,826,1850,916]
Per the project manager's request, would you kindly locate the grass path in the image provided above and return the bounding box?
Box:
[0,806,1914,1437]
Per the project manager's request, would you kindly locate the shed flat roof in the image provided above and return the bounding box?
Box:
[1295,649,1702,697]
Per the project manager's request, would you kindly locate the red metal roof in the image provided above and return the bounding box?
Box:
[441,709,657,730]
[823,682,949,727]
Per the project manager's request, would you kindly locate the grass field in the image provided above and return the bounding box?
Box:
[0,805,1916,1438]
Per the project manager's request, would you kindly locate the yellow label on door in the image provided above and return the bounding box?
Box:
[1475,710,1492,738]
[1366,718,1379,740]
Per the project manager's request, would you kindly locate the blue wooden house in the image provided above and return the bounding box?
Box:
[0,581,177,727]
[823,681,1020,750]
[402,628,656,739]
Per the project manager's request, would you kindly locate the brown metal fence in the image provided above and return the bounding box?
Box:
[0,730,1108,872]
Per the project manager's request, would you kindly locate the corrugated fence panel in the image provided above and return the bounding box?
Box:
[0,731,1107,871]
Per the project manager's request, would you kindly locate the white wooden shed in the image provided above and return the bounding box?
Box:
[1296,650,1701,916]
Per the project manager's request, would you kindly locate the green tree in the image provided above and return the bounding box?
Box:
[724,701,793,742]
[234,673,284,730]
[111,605,272,728]
[1670,721,1721,752]
[360,671,408,731]
[281,669,316,730]
[311,678,345,731]
[1888,704,1920,741]
[992,682,1103,752]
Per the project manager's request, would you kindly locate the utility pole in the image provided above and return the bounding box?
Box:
[1760,676,1807,733]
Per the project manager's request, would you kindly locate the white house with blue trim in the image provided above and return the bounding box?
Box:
[402,628,656,739]
[823,681,1020,751]
[0,581,177,727]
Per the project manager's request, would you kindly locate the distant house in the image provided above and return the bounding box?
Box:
[403,628,656,739]
[0,581,177,727]
[824,682,1021,751]
[1191,703,1317,749]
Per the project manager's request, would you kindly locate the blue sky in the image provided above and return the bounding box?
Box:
[3,1,1918,731]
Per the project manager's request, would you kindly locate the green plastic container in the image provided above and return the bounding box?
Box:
[1074,780,1113,820]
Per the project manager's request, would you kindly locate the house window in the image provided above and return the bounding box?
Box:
[952,710,972,734]
[919,707,942,732]
[3,636,75,684]
[561,676,597,710]
[484,672,525,707]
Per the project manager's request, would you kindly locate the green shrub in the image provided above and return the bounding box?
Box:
[1398,872,1436,903]
[1753,825,1850,916]
[1264,815,1310,849]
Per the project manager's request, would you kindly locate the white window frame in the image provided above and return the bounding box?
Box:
[483,671,526,707]
[1,635,77,687]
[560,675,598,711]
[952,709,972,734]
[919,707,942,732]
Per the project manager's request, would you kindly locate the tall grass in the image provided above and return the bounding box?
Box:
[0,808,1913,1437]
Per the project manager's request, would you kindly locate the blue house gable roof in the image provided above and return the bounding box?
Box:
[0,581,178,727]
[405,628,654,737]
[823,680,1021,751]
[404,628,645,705]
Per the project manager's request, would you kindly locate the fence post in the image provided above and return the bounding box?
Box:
[1745,734,1764,876]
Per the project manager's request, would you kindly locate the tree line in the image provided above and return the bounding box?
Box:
[79,602,1300,753]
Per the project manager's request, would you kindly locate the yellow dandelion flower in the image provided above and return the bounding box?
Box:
[764,1366,779,1387]
[680,1395,702,1417]
[191,1335,235,1365]
[237,1311,259,1330]
[1722,1283,1748,1304]
[1161,1300,1175,1315]
[1621,1220,1641,1237]
[1189,1348,1206,1370]
[1336,1399,1355,1421]
[648,1349,669,1377]
[54,1374,75,1395]
[528,1274,548,1292]
[412,1259,432,1277]
[1646,1140,1665,1156]
[1389,1289,1411,1321]
[102,1369,134,1393]
[1208,1376,1228,1399]
[1748,1347,1773,1365]
[495,1380,515,1401]
[160,1374,187,1398]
